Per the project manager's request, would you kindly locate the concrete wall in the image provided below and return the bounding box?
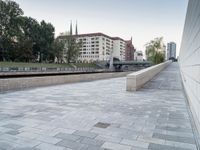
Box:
[126,61,171,91]
[0,72,129,92]
[179,0,200,132]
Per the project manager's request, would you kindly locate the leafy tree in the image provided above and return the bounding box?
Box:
[15,39,33,62]
[39,20,55,62]
[145,37,165,64]
[0,0,80,64]
[64,36,82,63]
[18,16,40,41]
[0,0,56,62]
[17,18,55,62]
[51,39,65,63]
[16,16,41,61]
[0,0,24,61]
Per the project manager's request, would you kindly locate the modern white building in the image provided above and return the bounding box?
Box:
[167,42,176,60]
[134,51,143,61]
[76,33,126,62]
[59,33,126,63]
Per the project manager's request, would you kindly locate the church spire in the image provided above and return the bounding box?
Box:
[75,20,78,35]
[70,20,73,35]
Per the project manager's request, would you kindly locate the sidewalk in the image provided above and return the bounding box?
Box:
[0,63,198,150]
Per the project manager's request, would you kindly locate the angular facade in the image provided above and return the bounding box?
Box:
[179,0,200,132]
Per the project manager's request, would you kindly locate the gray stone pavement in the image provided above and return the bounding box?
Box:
[0,63,198,150]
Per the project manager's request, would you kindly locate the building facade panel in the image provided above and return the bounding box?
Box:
[179,0,200,132]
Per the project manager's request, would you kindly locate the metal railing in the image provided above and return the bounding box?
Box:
[0,67,98,73]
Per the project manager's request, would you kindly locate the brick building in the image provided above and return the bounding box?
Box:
[125,38,136,61]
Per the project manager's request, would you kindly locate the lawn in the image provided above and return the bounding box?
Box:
[74,63,99,68]
[0,62,99,68]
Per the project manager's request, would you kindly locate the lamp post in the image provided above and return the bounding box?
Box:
[109,48,114,71]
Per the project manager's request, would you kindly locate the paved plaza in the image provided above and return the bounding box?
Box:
[0,63,198,150]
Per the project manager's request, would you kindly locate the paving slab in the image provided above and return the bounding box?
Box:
[0,63,198,150]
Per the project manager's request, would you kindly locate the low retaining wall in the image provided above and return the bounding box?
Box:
[0,72,129,92]
[126,61,171,91]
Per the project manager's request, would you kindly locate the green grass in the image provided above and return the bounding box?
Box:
[74,63,98,68]
[0,62,72,68]
[0,61,99,68]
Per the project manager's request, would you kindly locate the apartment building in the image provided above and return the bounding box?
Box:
[59,33,126,63]
[167,42,176,60]
[134,51,143,61]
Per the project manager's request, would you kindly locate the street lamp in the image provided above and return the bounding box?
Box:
[109,48,114,71]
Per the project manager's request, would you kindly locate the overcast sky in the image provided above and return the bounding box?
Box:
[14,0,188,55]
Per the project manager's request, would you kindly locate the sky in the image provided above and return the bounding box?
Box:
[13,0,188,55]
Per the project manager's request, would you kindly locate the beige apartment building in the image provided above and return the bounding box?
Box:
[59,33,126,63]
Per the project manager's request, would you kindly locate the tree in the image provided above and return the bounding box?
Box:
[0,0,56,62]
[18,18,55,62]
[15,39,33,62]
[64,36,81,63]
[145,37,165,64]
[39,20,55,62]
[51,39,65,63]
[15,16,41,61]
[0,0,23,61]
